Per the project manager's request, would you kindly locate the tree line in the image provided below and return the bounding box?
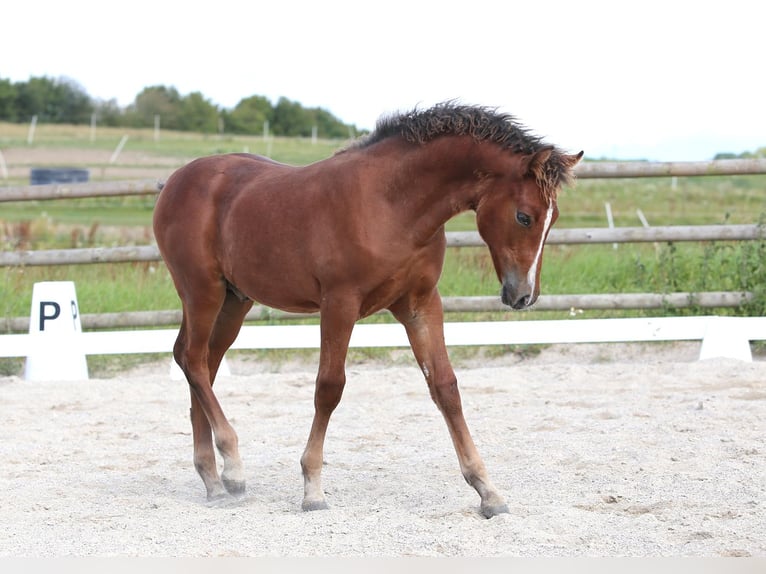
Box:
[0,75,361,138]
[714,149,765,160]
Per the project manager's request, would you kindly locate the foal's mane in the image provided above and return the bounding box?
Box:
[345,102,576,202]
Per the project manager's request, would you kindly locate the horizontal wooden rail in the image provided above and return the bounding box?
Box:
[449,224,765,247]
[575,158,766,178]
[1,224,762,267]
[0,224,760,266]
[1,159,765,202]
[0,179,161,202]
[2,291,752,333]
[0,245,160,266]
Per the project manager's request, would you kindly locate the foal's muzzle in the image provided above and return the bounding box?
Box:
[501,279,536,310]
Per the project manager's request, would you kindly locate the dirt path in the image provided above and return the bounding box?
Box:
[1,343,764,557]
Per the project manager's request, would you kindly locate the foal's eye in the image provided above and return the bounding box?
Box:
[516,211,532,227]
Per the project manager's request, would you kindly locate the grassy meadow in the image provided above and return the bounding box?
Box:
[1,121,765,373]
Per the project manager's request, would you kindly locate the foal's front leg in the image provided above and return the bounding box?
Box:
[300,300,356,511]
[392,292,509,518]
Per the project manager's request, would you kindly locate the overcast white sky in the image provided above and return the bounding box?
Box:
[2,0,763,160]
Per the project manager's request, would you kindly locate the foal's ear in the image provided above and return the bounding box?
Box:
[562,150,585,167]
[522,147,554,178]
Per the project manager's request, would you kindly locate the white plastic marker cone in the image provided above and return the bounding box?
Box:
[699,316,752,362]
[24,281,89,381]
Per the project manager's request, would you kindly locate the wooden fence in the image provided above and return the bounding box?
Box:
[0,224,762,267]
[2,158,765,202]
[1,159,765,333]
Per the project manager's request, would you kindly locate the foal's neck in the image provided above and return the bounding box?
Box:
[377,135,505,239]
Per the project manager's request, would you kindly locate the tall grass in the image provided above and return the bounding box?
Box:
[5,233,763,322]
[442,236,766,319]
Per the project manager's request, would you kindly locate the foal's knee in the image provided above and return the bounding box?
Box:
[314,373,346,413]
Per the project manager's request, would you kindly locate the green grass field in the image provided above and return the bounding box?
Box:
[2,122,765,324]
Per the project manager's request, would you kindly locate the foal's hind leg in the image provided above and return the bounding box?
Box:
[175,284,249,502]
[206,289,253,496]
[175,315,226,501]
[391,290,509,518]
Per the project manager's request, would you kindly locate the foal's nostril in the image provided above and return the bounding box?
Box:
[513,295,532,309]
[502,283,533,309]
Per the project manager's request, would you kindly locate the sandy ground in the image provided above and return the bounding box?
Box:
[0,342,764,557]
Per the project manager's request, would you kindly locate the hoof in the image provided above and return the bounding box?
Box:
[481,502,510,519]
[222,477,247,498]
[301,499,329,512]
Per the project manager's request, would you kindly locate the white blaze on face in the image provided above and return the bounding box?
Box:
[525,206,554,296]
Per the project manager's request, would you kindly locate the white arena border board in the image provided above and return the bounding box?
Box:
[2,316,765,363]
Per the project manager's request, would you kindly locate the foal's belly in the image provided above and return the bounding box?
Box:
[228,269,322,315]
[224,254,414,319]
